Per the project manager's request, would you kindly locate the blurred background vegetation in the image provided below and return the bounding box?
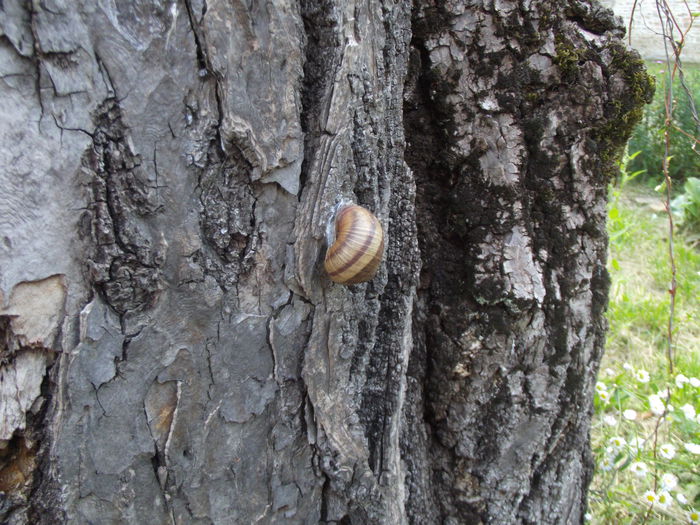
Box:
[628,61,699,182]
[588,58,700,523]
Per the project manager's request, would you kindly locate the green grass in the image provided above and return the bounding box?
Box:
[627,61,700,185]
[606,185,700,367]
[588,184,700,524]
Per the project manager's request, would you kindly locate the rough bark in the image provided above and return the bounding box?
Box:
[403,2,652,523]
[0,1,651,524]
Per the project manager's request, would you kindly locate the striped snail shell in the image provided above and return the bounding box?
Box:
[324,204,384,285]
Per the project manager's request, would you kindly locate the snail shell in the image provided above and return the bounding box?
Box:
[324,204,384,284]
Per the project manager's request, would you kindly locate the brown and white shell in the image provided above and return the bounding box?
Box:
[324,205,384,284]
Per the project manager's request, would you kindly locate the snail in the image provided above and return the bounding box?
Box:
[324,204,384,284]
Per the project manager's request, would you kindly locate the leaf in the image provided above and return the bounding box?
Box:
[684,177,700,197]
[609,207,619,220]
[617,454,632,471]
[611,259,620,271]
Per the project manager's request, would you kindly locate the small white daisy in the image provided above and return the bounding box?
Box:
[635,369,650,383]
[680,403,697,420]
[623,409,637,421]
[595,381,607,393]
[623,362,633,371]
[649,394,666,416]
[609,436,626,449]
[676,493,688,505]
[690,377,700,388]
[660,473,678,491]
[603,414,617,426]
[630,461,648,477]
[689,509,699,524]
[684,442,700,455]
[599,456,614,471]
[659,443,676,460]
[657,490,672,508]
[628,436,645,453]
[675,374,689,388]
[598,390,611,404]
[643,490,657,505]
[604,368,615,377]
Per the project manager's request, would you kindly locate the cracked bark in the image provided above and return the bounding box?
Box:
[0,1,651,524]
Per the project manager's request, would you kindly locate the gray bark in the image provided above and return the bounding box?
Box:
[0,0,651,524]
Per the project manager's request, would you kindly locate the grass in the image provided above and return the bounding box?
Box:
[588,184,700,524]
[606,185,700,369]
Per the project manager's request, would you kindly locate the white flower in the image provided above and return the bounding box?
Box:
[604,368,615,377]
[609,436,626,449]
[630,461,648,477]
[657,490,672,508]
[595,381,607,393]
[623,362,633,371]
[680,404,697,419]
[684,442,700,455]
[604,415,617,426]
[635,369,650,383]
[623,409,637,420]
[604,446,618,459]
[659,443,676,459]
[599,456,614,471]
[628,436,645,453]
[690,377,700,388]
[657,388,670,399]
[643,490,657,505]
[675,374,689,388]
[598,390,611,404]
[660,473,678,490]
[584,513,592,522]
[676,493,688,504]
[689,509,699,525]
[649,394,666,415]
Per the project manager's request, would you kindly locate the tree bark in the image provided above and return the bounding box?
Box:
[0,1,652,524]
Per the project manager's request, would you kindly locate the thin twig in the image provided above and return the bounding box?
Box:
[629,0,640,45]
[637,1,697,521]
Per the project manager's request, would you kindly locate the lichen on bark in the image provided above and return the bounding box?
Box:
[402,1,652,523]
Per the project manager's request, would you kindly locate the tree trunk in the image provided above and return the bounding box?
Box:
[0,0,652,524]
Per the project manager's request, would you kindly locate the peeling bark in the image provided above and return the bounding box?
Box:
[0,1,651,524]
